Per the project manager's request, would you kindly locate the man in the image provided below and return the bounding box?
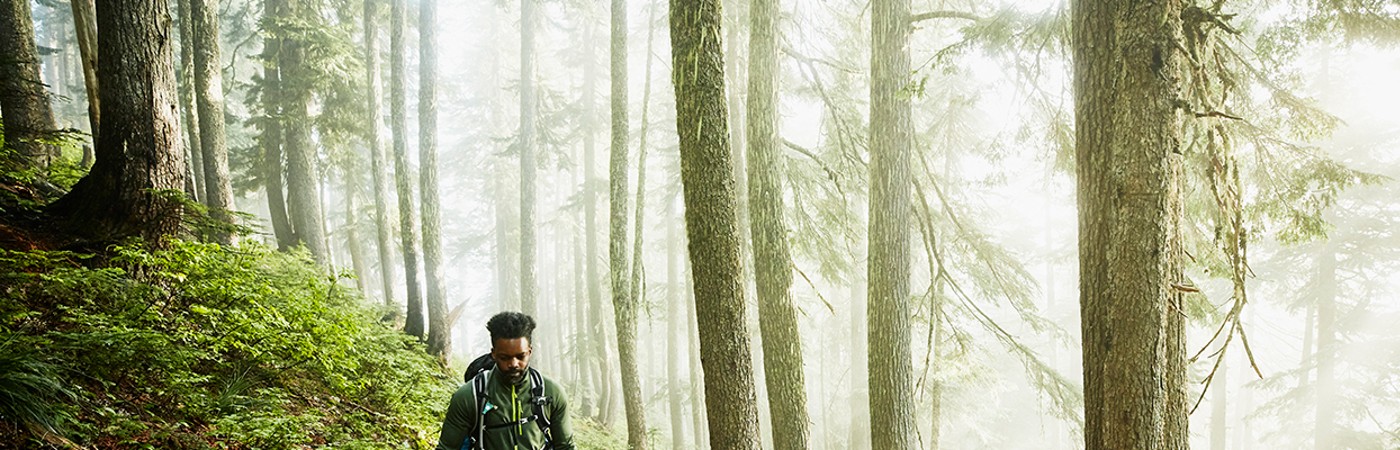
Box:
[436,312,575,450]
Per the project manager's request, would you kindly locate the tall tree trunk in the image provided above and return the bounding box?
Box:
[848,266,870,450]
[391,0,423,337]
[625,4,664,437]
[518,0,538,317]
[191,0,236,244]
[320,178,335,266]
[688,261,710,450]
[744,0,811,446]
[572,175,593,416]
[364,0,396,308]
[928,299,943,450]
[724,0,749,262]
[1315,245,1337,450]
[345,162,369,293]
[49,0,185,242]
[259,0,294,250]
[281,0,327,262]
[609,0,648,446]
[667,202,687,450]
[50,16,66,107]
[867,0,916,447]
[420,0,448,358]
[0,0,59,170]
[670,1,762,447]
[175,0,203,203]
[70,0,100,143]
[583,11,607,423]
[1210,356,1227,450]
[1074,0,1188,446]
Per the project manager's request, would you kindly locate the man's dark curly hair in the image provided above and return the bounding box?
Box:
[486,311,536,341]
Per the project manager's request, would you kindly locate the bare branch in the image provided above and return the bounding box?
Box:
[910,10,981,25]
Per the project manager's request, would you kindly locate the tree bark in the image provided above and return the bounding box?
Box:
[745,0,811,447]
[391,0,423,337]
[518,0,538,318]
[848,267,870,450]
[281,0,327,262]
[583,10,607,423]
[70,0,100,143]
[1074,0,1189,446]
[688,260,710,450]
[571,175,593,417]
[609,0,648,446]
[670,0,763,447]
[420,0,449,358]
[867,0,916,447]
[175,0,203,203]
[259,0,294,250]
[1210,356,1227,450]
[48,0,185,242]
[191,0,237,244]
[0,0,59,169]
[667,202,687,450]
[364,0,397,308]
[345,163,369,293]
[724,0,749,263]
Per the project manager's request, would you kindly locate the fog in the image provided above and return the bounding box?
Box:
[23,0,1400,447]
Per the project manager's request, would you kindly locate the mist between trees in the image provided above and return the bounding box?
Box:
[6,0,1400,448]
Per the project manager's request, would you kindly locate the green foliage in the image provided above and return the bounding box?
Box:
[0,336,78,437]
[572,417,629,450]
[0,127,89,202]
[0,241,454,449]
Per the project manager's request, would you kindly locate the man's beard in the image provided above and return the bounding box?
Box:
[503,367,527,384]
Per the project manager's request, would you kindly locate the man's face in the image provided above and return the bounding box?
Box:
[491,337,532,384]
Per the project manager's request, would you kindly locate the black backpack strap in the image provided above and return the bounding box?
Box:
[470,369,490,449]
[528,369,554,448]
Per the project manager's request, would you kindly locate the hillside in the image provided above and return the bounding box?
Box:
[0,176,624,449]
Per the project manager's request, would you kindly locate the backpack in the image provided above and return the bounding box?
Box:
[460,353,555,450]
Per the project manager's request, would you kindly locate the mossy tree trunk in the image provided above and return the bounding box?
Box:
[670,0,763,447]
[259,0,295,250]
[582,9,607,422]
[176,0,203,204]
[281,0,327,263]
[518,0,538,318]
[191,0,236,244]
[667,202,687,450]
[744,0,811,447]
[867,0,916,446]
[1074,0,1189,446]
[70,0,100,144]
[0,0,58,170]
[49,0,185,242]
[420,0,449,359]
[364,0,396,308]
[609,0,648,445]
[390,0,424,337]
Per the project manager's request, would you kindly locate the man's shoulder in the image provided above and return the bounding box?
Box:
[533,371,568,397]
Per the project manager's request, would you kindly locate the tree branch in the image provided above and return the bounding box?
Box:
[910,10,980,25]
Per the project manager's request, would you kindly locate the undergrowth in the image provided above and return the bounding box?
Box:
[0,241,452,449]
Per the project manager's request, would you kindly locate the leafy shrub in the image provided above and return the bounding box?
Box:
[0,240,455,449]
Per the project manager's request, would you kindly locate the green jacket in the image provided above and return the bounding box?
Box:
[435,368,575,450]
